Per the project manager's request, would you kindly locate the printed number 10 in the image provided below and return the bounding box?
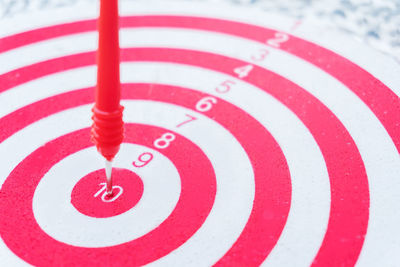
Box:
[94,183,123,202]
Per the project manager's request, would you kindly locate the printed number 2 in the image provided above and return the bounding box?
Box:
[266,32,289,48]
[94,183,123,202]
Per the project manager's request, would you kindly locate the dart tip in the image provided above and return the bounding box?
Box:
[105,159,113,196]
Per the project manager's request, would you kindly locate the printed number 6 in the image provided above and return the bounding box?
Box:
[196,96,217,112]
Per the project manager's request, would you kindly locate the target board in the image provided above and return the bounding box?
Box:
[0,1,399,266]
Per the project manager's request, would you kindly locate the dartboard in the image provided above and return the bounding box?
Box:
[0,1,399,266]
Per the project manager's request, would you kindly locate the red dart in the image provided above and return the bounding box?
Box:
[91,0,124,195]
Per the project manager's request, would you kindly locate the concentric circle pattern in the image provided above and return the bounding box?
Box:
[0,2,399,267]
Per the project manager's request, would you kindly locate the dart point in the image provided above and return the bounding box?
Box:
[105,159,113,196]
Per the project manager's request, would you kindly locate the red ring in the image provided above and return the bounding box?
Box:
[0,16,398,155]
[0,123,216,266]
[0,45,370,265]
[71,168,144,218]
[0,83,291,266]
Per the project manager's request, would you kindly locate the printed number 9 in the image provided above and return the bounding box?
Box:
[133,152,154,168]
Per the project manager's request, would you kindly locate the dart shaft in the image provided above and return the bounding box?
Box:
[91,0,124,162]
[96,0,120,111]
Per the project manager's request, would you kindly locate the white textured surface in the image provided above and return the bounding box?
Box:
[1,0,399,61]
[0,1,399,266]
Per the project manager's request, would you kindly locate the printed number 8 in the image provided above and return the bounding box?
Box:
[154,133,176,149]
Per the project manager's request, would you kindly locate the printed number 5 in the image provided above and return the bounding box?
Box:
[215,80,235,94]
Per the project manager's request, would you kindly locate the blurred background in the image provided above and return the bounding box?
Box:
[1,0,399,62]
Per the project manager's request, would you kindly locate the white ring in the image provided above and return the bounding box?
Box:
[1,100,255,265]
[0,63,331,266]
[33,144,181,247]
[1,4,399,264]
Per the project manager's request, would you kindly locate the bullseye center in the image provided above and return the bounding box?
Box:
[71,168,143,218]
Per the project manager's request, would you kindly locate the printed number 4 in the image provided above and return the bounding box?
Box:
[234,64,253,78]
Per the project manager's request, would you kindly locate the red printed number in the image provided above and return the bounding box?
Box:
[132,152,154,168]
[215,80,235,94]
[176,114,197,128]
[251,49,269,62]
